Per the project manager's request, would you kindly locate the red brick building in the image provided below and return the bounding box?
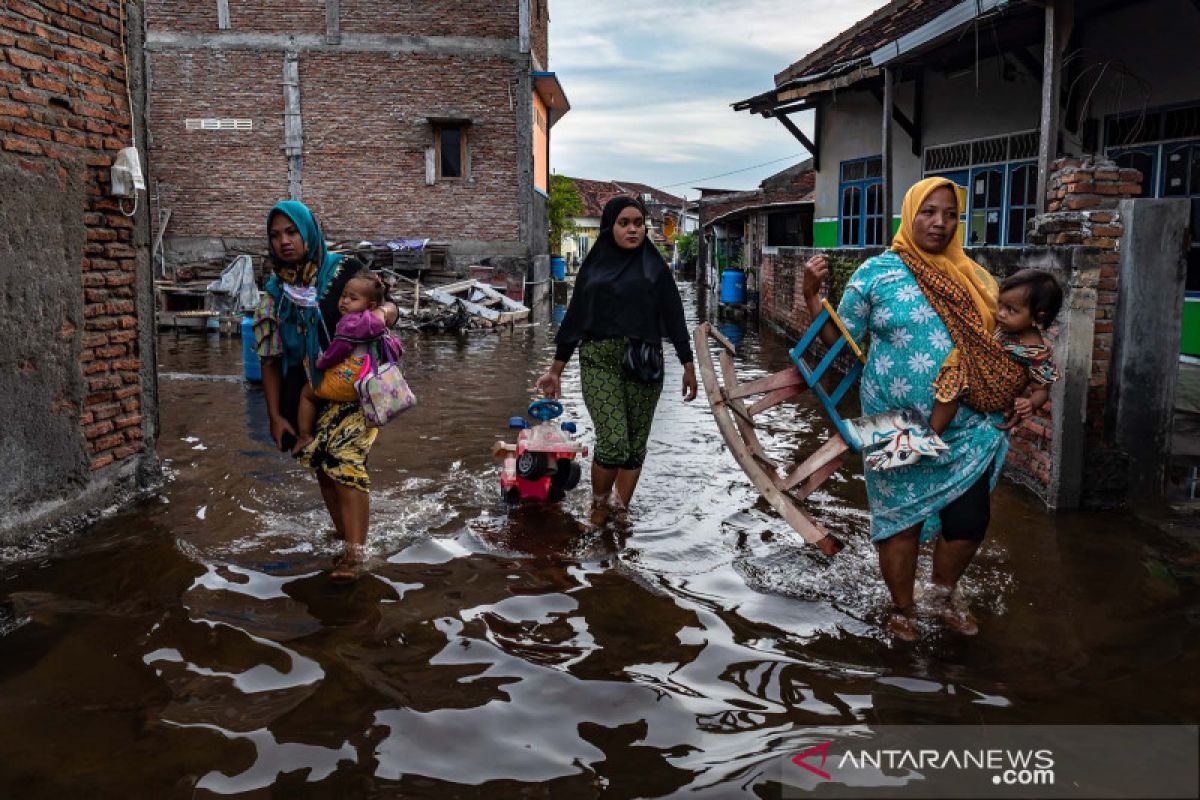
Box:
[1,0,158,540]
[144,0,568,280]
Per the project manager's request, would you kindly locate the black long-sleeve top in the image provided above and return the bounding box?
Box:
[553,243,693,366]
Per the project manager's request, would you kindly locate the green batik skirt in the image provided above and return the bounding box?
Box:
[580,338,663,470]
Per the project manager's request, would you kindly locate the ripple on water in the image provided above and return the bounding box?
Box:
[1,290,1195,797]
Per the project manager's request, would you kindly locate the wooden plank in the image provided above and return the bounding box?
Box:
[788,456,843,502]
[472,281,529,313]
[780,434,849,492]
[152,208,171,258]
[719,349,768,460]
[882,66,895,247]
[693,323,835,547]
[424,288,502,321]
[747,385,804,417]
[725,366,804,400]
[1036,0,1064,214]
[432,279,478,295]
[707,324,737,354]
[772,110,818,162]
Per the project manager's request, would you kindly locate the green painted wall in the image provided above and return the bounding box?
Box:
[812,217,900,249]
[813,220,838,249]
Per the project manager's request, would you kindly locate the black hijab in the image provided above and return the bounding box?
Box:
[554,196,693,365]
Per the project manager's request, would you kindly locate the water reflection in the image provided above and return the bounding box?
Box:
[0,284,1197,797]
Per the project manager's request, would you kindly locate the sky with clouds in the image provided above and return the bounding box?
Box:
[547,0,882,198]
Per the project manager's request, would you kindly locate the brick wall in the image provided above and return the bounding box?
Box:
[1,0,156,539]
[341,0,518,38]
[1029,157,1141,448]
[300,52,521,241]
[145,0,326,34]
[146,0,533,259]
[530,0,548,68]
[143,0,217,32]
[148,49,287,237]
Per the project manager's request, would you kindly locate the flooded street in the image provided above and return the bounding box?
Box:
[1,283,1198,798]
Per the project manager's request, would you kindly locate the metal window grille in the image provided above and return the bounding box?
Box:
[1163,105,1200,142]
[923,129,1039,172]
[185,118,253,131]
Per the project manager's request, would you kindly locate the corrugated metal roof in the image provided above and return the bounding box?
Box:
[773,0,960,87]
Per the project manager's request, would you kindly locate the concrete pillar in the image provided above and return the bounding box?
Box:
[283,54,303,201]
[325,0,340,45]
[1107,198,1190,501]
[1048,248,1098,509]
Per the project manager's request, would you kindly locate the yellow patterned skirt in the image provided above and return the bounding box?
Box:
[296,399,378,492]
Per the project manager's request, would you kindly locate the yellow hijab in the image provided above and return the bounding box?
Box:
[891,177,998,333]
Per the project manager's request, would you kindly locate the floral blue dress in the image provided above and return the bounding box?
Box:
[836,251,1009,542]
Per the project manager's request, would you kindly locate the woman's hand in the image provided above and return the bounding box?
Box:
[535,370,562,400]
[802,254,830,308]
[681,363,698,402]
[269,414,298,451]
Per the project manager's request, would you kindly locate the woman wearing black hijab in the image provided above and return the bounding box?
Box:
[536,196,697,521]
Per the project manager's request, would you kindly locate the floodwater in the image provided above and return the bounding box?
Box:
[1,283,1197,798]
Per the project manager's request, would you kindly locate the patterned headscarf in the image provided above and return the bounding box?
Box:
[891,177,998,334]
[264,201,343,386]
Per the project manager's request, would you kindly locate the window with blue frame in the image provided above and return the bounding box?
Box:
[923,131,1039,247]
[839,156,884,247]
[967,166,1004,246]
[1105,101,1200,293]
[1006,163,1038,245]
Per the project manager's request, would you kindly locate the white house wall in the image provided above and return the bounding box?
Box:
[814,53,1044,246]
[813,84,921,241]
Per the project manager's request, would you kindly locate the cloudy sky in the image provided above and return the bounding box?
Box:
[547,0,882,198]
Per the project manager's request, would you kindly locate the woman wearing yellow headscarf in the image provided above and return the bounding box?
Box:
[801,178,1010,641]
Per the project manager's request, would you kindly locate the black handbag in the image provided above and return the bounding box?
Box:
[622,338,664,383]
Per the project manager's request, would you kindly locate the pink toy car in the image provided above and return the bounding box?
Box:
[493,400,587,504]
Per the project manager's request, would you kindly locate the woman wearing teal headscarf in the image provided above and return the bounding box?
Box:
[253,201,399,579]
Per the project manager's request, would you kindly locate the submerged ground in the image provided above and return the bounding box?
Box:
[1,284,1197,798]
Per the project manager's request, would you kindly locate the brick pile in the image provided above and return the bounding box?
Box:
[1,0,148,473]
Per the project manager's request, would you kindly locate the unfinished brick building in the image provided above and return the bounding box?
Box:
[1,0,158,540]
[144,1,568,293]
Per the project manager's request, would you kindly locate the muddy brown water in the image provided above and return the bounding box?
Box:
[1,284,1197,798]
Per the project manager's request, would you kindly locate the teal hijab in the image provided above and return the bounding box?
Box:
[264,201,343,387]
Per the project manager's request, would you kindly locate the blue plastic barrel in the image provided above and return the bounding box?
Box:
[551,256,567,280]
[241,314,262,382]
[720,270,747,304]
[553,303,567,325]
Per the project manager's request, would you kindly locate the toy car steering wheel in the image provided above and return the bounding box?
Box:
[528,399,564,421]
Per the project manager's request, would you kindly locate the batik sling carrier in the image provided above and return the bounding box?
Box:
[897,251,1027,413]
[355,336,416,428]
